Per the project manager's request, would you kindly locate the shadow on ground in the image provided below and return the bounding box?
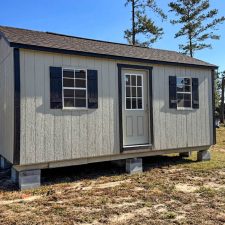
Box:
[0,155,195,192]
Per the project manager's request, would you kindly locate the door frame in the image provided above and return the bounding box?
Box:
[117,64,153,152]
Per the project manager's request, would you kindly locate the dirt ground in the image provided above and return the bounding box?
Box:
[0,128,225,225]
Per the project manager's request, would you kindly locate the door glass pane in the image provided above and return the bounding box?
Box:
[131,75,136,86]
[126,98,131,109]
[137,76,142,86]
[126,75,130,85]
[138,98,143,109]
[132,87,136,97]
[126,87,131,97]
[137,87,142,97]
[132,98,137,109]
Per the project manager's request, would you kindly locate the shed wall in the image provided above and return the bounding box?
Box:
[0,38,14,163]
[19,49,213,165]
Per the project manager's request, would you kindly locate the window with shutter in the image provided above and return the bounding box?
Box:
[50,67,98,110]
[169,76,199,110]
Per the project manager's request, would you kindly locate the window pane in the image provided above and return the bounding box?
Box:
[132,87,136,97]
[177,93,183,100]
[126,75,130,86]
[137,76,142,86]
[137,87,142,97]
[131,75,136,86]
[64,89,74,98]
[177,98,184,107]
[75,79,86,88]
[132,98,137,109]
[126,98,131,109]
[63,78,74,87]
[184,85,191,92]
[75,98,86,107]
[184,101,191,108]
[177,78,184,86]
[138,98,143,109]
[126,87,131,97]
[64,98,75,107]
[177,85,184,92]
[184,94,191,101]
[75,70,86,79]
[184,78,190,85]
[75,90,86,98]
[63,69,74,78]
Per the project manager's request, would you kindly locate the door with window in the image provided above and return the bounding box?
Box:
[122,69,149,147]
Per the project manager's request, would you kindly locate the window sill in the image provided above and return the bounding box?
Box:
[62,107,88,111]
[177,107,193,111]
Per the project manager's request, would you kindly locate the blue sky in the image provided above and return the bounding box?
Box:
[1,0,224,71]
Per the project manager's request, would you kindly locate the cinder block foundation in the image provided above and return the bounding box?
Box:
[179,152,191,158]
[197,150,211,161]
[11,168,41,190]
[0,156,11,169]
[126,158,143,174]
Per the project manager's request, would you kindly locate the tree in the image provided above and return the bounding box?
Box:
[124,0,167,47]
[168,0,225,57]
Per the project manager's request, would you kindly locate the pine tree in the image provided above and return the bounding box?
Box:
[124,0,166,47]
[169,0,225,57]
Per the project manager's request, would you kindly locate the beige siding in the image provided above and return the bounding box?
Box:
[19,49,213,165]
[0,38,14,163]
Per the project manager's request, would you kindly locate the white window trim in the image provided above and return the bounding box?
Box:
[176,77,193,110]
[62,68,88,110]
[125,73,144,111]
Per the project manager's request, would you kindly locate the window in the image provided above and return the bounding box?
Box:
[125,74,143,110]
[62,68,87,108]
[176,77,192,108]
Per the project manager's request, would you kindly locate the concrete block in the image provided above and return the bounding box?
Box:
[179,152,191,158]
[197,150,211,161]
[0,156,11,169]
[11,168,41,190]
[126,158,143,174]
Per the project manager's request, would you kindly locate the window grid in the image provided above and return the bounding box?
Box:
[176,77,192,109]
[125,74,144,110]
[62,68,88,109]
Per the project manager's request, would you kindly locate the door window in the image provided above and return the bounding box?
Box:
[125,74,144,110]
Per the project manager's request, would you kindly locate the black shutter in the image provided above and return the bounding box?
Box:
[50,67,62,109]
[192,78,199,109]
[87,70,98,108]
[169,76,177,108]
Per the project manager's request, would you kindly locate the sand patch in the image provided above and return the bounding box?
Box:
[175,183,199,193]
[0,195,41,205]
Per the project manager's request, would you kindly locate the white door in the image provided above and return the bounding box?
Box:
[122,69,149,147]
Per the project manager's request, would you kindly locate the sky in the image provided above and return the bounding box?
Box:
[0,0,224,71]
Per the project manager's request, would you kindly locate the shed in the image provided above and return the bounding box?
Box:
[0,26,217,190]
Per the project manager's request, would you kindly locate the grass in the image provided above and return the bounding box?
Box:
[0,127,225,224]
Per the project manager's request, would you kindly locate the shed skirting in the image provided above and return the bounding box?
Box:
[13,145,210,172]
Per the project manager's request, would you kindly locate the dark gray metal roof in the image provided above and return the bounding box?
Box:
[0,25,217,69]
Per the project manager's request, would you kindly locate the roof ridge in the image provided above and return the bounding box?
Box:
[0,25,180,54]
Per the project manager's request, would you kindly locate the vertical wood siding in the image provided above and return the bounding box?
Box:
[19,50,213,165]
[0,38,14,163]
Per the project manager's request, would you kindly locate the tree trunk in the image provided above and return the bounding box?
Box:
[132,0,135,46]
[221,77,225,123]
[189,36,193,57]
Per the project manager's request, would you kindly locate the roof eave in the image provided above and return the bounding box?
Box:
[9,42,218,70]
